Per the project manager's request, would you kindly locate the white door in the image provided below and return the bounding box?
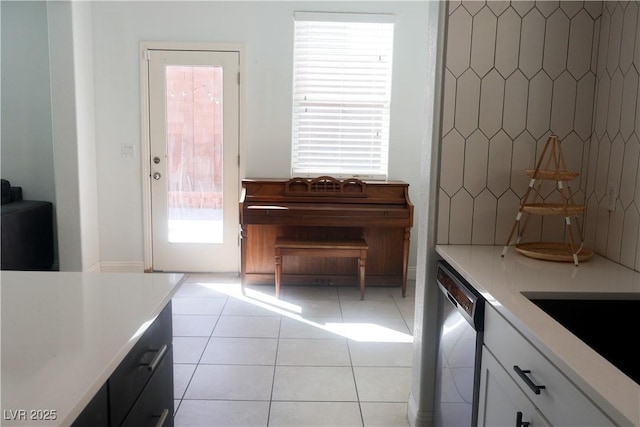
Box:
[148,49,240,272]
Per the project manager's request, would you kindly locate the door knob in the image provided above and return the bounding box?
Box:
[153,172,161,180]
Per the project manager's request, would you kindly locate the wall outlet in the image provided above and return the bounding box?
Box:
[606,181,617,212]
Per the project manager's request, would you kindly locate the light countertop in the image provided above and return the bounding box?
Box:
[436,245,640,427]
[1,271,185,427]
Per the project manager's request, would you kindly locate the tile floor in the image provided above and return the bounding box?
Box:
[171,274,416,427]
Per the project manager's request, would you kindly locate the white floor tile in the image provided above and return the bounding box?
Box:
[172,297,227,315]
[272,366,358,401]
[183,273,240,284]
[338,286,393,300]
[243,283,278,298]
[390,280,416,301]
[348,341,413,367]
[221,298,283,316]
[340,300,405,319]
[173,363,197,399]
[175,400,269,426]
[279,316,345,339]
[212,315,281,338]
[282,286,339,301]
[353,367,412,402]
[330,317,413,342]
[174,281,237,298]
[184,364,274,400]
[200,337,278,365]
[360,402,410,427]
[276,338,350,366]
[269,401,363,427]
[172,337,209,364]
[396,300,417,320]
[172,314,218,337]
[295,299,343,317]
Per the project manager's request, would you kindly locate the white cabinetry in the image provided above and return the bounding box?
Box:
[479,304,616,427]
[479,347,550,427]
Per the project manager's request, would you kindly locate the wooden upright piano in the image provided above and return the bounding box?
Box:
[239,176,414,296]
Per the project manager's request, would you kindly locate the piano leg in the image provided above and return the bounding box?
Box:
[240,224,247,295]
[402,227,411,298]
[358,249,367,301]
[274,249,282,299]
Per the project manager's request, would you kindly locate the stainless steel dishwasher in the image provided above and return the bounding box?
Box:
[433,260,485,427]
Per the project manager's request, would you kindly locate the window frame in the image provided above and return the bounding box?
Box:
[291,11,396,180]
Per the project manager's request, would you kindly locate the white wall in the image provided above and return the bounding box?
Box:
[1,1,56,203]
[72,2,101,272]
[47,1,84,271]
[47,1,100,271]
[91,1,429,269]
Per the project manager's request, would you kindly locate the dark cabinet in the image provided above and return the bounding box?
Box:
[71,383,109,427]
[109,302,173,426]
[121,348,174,427]
[72,302,174,427]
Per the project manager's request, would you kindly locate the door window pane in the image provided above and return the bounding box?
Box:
[166,66,224,243]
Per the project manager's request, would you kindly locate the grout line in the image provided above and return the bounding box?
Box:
[339,288,366,427]
[265,311,283,426]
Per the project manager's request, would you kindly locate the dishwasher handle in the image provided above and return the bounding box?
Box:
[446,291,458,308]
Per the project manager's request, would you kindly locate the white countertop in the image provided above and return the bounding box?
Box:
[436,245,640,427]
[1,271,184,427]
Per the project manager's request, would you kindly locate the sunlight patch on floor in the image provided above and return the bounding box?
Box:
[187,281,413,343]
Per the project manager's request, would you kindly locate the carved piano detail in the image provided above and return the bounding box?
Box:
[239,176,414,296]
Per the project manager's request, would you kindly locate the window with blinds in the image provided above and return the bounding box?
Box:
[291,12,395,180]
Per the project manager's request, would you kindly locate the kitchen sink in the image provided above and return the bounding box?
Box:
[527,296,639,385]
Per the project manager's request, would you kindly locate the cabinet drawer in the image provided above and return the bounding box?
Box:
[121,345,174,427]
[478,347,551,427]
[109,302,173,427]
[484,305,614,427]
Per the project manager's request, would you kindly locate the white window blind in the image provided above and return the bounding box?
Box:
[291,12,395,180]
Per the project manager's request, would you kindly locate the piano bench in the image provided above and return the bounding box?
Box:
[273,237,368,300]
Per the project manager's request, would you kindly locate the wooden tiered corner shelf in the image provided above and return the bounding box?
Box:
[502,135,593,266]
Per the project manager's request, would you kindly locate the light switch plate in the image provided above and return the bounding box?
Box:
[121,143,135,159]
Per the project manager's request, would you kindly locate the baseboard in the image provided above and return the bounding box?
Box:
[84,262,101,273]
[99,261,145,273]
[407,392,433,427]
[93,263,415,276]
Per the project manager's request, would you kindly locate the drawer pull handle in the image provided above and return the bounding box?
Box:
[141,344,168,372]
[515,411,530,427]
[513,365,546,395]
[153,408,170,427]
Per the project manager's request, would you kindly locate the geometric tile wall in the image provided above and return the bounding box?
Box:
[438,0,640,274]
[585,1,640,271]
[437,2,610,255]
